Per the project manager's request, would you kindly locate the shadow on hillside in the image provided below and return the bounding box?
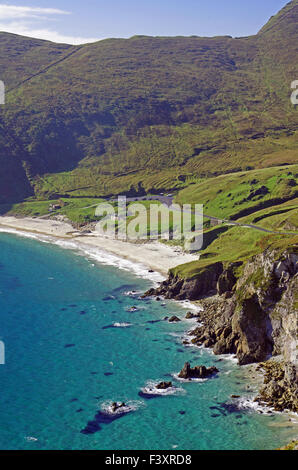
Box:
[202,226,230,250]
[0,203,14,215]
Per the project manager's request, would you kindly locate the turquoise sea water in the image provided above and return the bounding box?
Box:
[0,231,296,450]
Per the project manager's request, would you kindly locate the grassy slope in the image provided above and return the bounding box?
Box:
[176,164,298,220]
[0,197,105,225]
[0,1,297,203]
[171,165,298,279]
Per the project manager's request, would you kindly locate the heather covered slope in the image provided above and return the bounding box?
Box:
[0,1,297,203]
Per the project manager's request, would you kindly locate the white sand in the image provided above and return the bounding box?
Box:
[0,216,199,276]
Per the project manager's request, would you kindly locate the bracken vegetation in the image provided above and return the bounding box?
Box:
[0,1,297,205]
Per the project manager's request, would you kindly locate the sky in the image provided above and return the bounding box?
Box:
[0,0,289,44]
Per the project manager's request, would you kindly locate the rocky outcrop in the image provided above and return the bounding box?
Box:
[278,440,298,451]
[151,245,298,411]
[178,362,219,379]
[185,311,201,319]
[156,381,172,390]
[168,316,181,323]
[145,262,224,300]
[111,402,126,413]
[191,249,297,365]
[216,262,242,295]
[255,361,298,412]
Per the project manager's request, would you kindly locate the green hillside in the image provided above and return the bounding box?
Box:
[176,164,298,220]
[0,1,297,204]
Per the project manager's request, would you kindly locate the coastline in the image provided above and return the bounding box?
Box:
[0,216,297,448]
[0,216,198,279]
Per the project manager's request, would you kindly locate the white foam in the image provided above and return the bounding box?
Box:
[141,380,185,396]
[113,322,132,328]
[0,226,52,243]
[172,373,208,383]
[0,227,164,284]
[178,300,203,313]
[123,290,143,297]
[234,396,276,415]
[213,352,238,364]
[100,400,144,415]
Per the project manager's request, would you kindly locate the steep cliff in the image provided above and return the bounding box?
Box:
[147,244,298,411]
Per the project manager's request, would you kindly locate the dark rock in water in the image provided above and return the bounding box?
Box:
[127,306,139,312]
[80,310,87,315]
[209,406,226,416]
[148,270,155,273]
[138,381,175,399]
[80,420,102,435]
[219,402,242,414]
[70,398,78,402]
[178,362,219,379]
[104,372,113,376]
[102,324,114,330]
[111,402,126,413]
[211,414,221,418]
[80,403,130,435]
[138,391,156,400]
[76,408,84,413]
[112,284,138,295]
[177,349,184,353]
[64,344,75,348]
[231,395,241,399]
[156,381,172,390]
[169,316,181,323]
[143,288,155,297]
[179,411,186,415]
[69,304,77,308]
[60,308,68,311]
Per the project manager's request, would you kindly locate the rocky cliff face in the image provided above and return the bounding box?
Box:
[146,246,298,411]
[145,262,224,301]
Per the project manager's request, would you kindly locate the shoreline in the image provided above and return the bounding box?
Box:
[0,216,198,279]
[0,216,297,446]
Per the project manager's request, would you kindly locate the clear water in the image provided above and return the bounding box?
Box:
[0,232,296,450]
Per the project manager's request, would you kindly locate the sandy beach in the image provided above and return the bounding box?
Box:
[0,216,199,277]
